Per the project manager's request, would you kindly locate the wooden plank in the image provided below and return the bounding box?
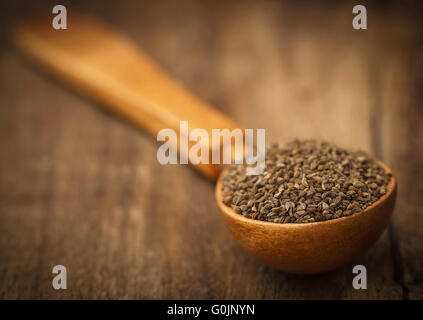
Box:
[383,57,423,299]
[379,38,423,300]
[359,5,423,300]
[0,0,421,299]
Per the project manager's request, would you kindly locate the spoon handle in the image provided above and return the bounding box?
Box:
[12,14,242,179]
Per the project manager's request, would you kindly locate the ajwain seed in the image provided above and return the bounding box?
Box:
[221,140,391,223]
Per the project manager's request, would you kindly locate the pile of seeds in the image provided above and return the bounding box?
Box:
[221,140,391,223]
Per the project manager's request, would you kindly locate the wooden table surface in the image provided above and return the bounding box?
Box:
[1,0,422,299]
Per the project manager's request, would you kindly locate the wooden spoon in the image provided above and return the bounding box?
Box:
[12,14,397,274]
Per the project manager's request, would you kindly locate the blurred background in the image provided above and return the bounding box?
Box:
[0,0,422,299]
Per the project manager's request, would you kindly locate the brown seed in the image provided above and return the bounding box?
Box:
[353,181,365,188]
[312,176,323,183]
[221,140,391,224]
[321,202,329,210]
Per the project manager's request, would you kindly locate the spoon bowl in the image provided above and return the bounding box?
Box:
[215,160,397,274]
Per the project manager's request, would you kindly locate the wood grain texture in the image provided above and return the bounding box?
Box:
[0,0,422,299]
[12,14,242,179]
